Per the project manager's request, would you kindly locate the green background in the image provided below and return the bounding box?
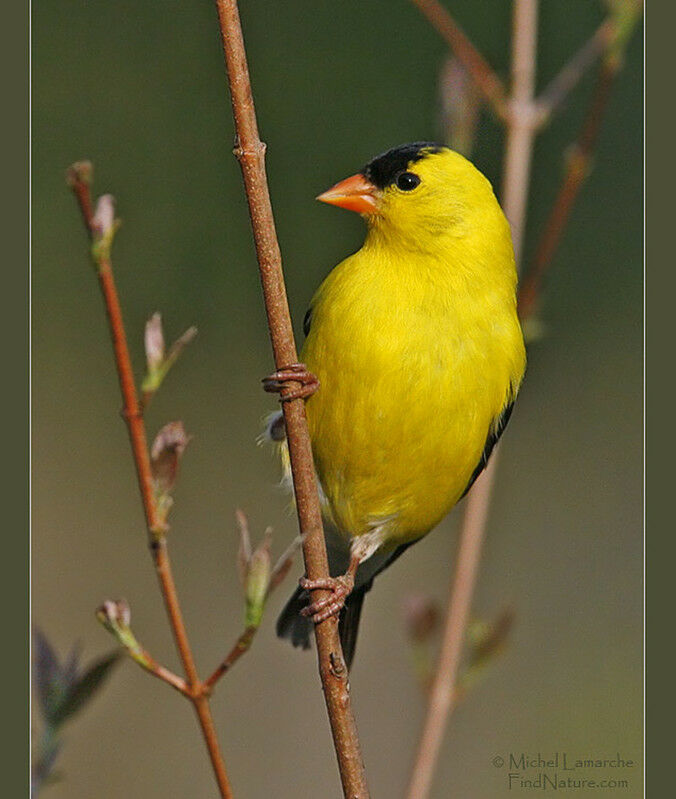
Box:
[33,1,642,797]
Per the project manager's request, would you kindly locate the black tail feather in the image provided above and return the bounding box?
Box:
[275,585,313,650]
[338,587,368,670]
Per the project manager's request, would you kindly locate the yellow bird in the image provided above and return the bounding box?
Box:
[267,143,526,666]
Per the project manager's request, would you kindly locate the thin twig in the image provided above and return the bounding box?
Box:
[138,651,190,696]
[409,0,506,117]
[212,1,369,796]
[518,55,621,322]
[534,18,615,126]
[67,166,234,799]
[205,627,257,690]
[406,460,502,799]
[406,3,540,797]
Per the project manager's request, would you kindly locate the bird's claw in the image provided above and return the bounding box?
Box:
[299,573,355,624]
[262,362,319,403]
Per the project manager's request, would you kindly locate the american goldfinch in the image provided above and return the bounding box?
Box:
[267,143,526,667]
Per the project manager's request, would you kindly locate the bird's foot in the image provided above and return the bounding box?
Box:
[262,362,319,403]
[299,572,355,624]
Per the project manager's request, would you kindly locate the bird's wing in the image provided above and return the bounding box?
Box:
[302,305,313,337]
[459,399,515,499]
[352,399,517,588]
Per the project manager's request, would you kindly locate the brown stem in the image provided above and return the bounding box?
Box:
[137,649,190,696]
[410,0,506,116]
[212,1,369,796]
[205,626,258,690]
[518,56,619,321]
[406,3,539,798]
[68,168,234,799]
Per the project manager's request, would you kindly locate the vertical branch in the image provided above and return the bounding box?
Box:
[408,2,639,797]
[212,2,369,796]
[501,0,540,264]
[67,170,234,799]
[406,3,539,798]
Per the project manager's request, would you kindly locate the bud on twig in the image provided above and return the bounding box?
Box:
[92,194,116,238]
[236,509,253,588]
[90,194,121,264]
[244,531,272,628]
[151,421,190,493]
[150,421,191,532]
[95,601,188,696]
[466,608,515,669]
[66,160,92,188]
[402,593,441,692]
[455,608,516,699]
[96,599,131,632]
[95,600,152,670]
[402,593,440,644]
[144,313,165,375]
[235,510,302,628]
[141,313,197,406]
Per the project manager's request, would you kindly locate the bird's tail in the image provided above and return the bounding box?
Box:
[276,582,371,670]
[275,585,313,652]
[337,585,368,669]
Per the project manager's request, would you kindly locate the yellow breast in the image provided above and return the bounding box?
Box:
[302,232,525,549]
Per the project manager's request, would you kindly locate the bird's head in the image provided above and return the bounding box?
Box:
[317,142,506,253]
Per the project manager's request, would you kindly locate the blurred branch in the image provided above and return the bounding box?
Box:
[67,164,234,799]
[407,2,539,797]
[534,18,616,126]
[408,2,641,797]
[438,57,483,157]
[519,6,643,322]
[410,0,506,117]
[501,0,540,262]
[213,2,370,795]
[518,60,616,323]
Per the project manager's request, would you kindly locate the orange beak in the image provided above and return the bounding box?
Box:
[316,173,380,215]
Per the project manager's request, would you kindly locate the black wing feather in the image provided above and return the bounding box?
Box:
[302,307,313,337]
[460,400,515,499]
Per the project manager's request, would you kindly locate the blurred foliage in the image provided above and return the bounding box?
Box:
[32,630,120,796]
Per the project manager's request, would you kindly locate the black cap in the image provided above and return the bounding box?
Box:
[362,142,444,189]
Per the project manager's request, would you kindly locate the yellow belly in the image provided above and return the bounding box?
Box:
[302,252,524,548]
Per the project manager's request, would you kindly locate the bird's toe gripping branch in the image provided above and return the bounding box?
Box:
[299,555,360,624]
[300,574,354,624]
[262,362,319,402]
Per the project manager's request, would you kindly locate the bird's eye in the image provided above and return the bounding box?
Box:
[395,172,421,191]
